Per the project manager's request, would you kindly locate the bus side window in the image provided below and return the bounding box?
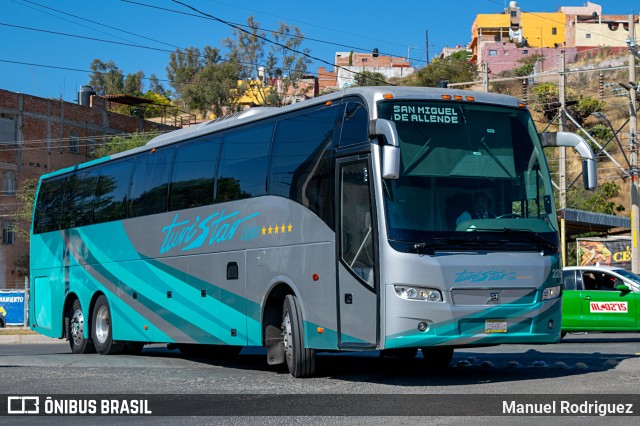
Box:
[61,168,99,228]
[339,102,369,147]
[270,106,338,226]
[34,177,66,234]
[216,123,273,203]
[169,137,220,211]
[129,147,174,218]
[94,158,135,224]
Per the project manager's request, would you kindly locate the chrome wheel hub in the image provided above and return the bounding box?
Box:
[95,305,110,344]
[70,308,84,345]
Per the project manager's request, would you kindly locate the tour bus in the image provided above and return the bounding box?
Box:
[29,87,596,377]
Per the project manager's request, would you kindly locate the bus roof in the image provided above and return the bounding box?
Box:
[145,86,522,149]
[39,86,523,181]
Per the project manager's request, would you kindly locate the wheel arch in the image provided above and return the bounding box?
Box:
[87,290,107,337]
[61,292,81,339]
[261,280,296,346]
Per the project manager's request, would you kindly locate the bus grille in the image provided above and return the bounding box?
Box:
[450,288,537,305]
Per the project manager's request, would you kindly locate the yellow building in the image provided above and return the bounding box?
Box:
[470,3,565,62]
[236,80,273,107]
[470,14,511,62]
[520,13,566,48]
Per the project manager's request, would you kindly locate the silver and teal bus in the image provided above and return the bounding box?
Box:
[29,87,596,377]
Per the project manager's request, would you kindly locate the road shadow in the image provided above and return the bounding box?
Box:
[138,344,636,386]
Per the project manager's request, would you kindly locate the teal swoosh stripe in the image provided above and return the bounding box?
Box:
[142,255,262,322]
[70,227,228,343]
[385,298,559,348]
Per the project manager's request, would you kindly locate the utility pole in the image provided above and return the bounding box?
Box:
[425,30,429,65]
[628,14,639,273]
[559,50,567,266]
[482,62,489,92]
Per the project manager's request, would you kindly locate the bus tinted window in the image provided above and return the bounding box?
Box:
[216,123,273,203]
[339,102,369,146]
[270,106,337,225]
[34,177,65,234]
[129,148,174,217]
[61,169,99,228]
[169,137,220,211]
[94,158,135,224]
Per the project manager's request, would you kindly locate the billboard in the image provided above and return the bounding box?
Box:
[576,237,631,270]
[0,290,25,325]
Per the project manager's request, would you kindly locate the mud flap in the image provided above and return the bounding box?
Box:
[265,324,285,365]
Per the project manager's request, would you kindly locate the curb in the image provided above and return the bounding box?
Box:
[0,334,64,344]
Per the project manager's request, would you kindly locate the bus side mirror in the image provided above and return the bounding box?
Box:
[539,131,597,190]
[371,119,400,179]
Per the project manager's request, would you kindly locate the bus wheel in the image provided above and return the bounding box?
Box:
[91,295,124,355]
[69,299,95,354]
[421,347,454,367]
[282,295,315,378]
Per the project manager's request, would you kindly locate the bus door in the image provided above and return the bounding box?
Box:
[336,156,378,348]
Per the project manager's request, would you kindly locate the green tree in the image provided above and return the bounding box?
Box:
[89,59,125,95]
[567,181,625,215]
[403,53,477,87]
[183,46,241,117]
[92,132,157,158]
[141,91,172,119]
[12,178,38,243]
[124,71,145,96]
[224,17,311,106]
[148,74,166,97]
[532,83,604,126]
[166,47,204,109]
[355,71,387,87]
[265,22,312,105]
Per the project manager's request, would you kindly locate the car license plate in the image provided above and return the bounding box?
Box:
[485,319,508,333]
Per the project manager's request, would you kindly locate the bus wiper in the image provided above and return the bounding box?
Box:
[412,237,508,254]
[467,227,558,253]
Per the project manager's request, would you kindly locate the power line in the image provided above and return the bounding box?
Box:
[166,0,392,86]
[16,0,183,50]
[121,0,427,65]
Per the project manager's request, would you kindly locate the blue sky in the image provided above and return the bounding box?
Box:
[0,0,633,102]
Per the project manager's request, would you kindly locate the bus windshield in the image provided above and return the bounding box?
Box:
[377,100,558,253]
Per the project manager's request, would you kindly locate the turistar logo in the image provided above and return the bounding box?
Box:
[454,269,517,283]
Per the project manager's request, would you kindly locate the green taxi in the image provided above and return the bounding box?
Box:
[562,266,640,332]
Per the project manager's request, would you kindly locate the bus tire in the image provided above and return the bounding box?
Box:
[0,316,5,328]
[68,299,95,354]
[421,347,454,367]
[282,294,316,378]
[91,295,124,355]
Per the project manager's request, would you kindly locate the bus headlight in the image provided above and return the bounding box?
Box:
[542,285,561,300]
[394,286,443,302]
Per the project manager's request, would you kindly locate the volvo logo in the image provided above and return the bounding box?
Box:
[487,291,501,304]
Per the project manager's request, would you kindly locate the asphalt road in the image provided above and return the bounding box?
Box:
[0,332,639,424]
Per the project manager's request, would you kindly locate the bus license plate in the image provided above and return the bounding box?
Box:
[485,319,508,333]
